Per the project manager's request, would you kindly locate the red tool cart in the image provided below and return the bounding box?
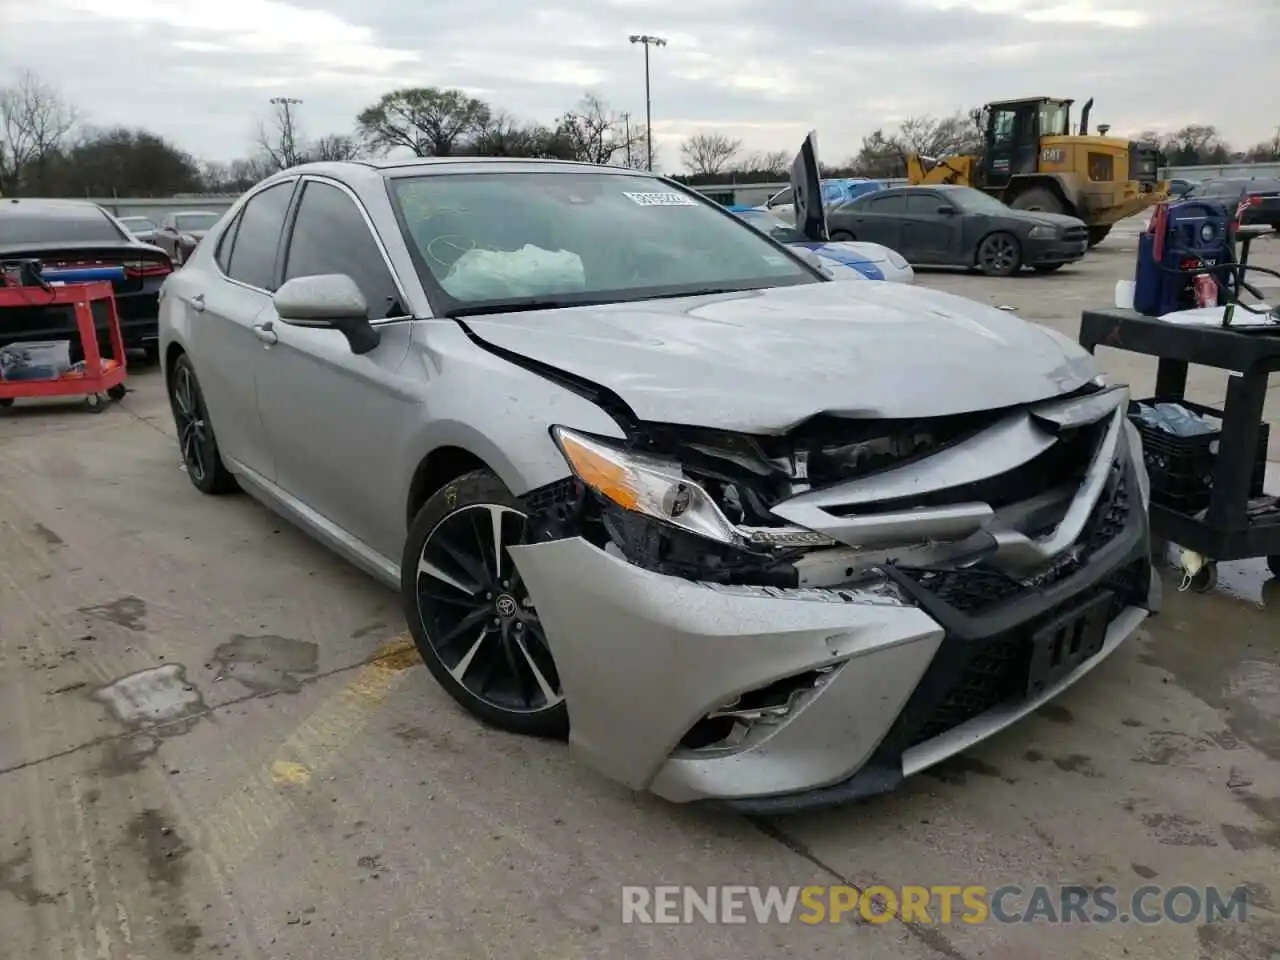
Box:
[0,260,128,413]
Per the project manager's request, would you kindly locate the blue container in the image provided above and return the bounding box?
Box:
[42,265,126,283]
[1132,199,1235,316]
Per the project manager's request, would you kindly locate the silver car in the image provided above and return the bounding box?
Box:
[159,157,1159,811]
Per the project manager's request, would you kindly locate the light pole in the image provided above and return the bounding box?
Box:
[269,96,303,167]
[628,34,666,171]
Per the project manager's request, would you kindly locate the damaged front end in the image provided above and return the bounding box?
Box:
[517,382,1156,807]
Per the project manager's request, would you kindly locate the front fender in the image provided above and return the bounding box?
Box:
[399,321,628,509]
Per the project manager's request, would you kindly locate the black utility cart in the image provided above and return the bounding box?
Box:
[1078,309,1280,591]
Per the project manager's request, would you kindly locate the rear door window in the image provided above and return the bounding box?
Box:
[866,194,909,214]
[226,182,294,290]
[904,193,940,215]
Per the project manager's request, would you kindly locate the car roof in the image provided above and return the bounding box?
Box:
[866,184,967,196]
[278,157,647,179]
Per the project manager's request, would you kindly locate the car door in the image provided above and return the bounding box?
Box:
[900,191,957,264]
[250,176,416,560]
[983,102,1038,190]
[188,179,297,484]
[841,193,906,250]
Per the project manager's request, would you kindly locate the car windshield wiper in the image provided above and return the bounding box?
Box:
[447,298,595,318]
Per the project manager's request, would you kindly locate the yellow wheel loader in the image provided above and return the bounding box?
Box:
[907,97,1166,248]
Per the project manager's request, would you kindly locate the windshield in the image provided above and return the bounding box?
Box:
[1039,101,1070,137]
[389,171,817,311]
[733,210,805,244]
[0,210,123,244]
[121,218,155,230]
[947,188,1011,214]
[176,213,219,231]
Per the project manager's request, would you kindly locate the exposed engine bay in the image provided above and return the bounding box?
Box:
[525,381,1132,600]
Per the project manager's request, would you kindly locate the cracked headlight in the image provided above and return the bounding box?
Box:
[552,426,740,545]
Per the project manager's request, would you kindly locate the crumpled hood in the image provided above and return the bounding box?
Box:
[463,281,1099,432]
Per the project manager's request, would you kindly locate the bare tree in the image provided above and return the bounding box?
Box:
[1245,126,1280,163]
[1161,124,1230,165]
[356,87,491,157]
[737,149,788,174]
[553,94,646,165]
[0,69,77,195]
[307,133,363,162]
[679,132,742,176]
[894,112,982,161]
[255,98,307,172]
[850,129,903,178]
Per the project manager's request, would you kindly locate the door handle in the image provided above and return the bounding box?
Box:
[188,294,205,312]
[253,322,278,346]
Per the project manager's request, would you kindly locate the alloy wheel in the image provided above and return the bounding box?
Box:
[979,234,1018,275]
[171,364,210,483]
[414,503,563,714]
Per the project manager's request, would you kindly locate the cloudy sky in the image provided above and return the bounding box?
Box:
[4,0,1277,171]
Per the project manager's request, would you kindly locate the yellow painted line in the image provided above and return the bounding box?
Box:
[199,636,421,871]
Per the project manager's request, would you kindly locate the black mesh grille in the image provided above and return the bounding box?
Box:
[895,557,1148,749]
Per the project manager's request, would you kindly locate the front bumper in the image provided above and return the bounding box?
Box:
[1023,236,1088,266]
[508,447,1156,809]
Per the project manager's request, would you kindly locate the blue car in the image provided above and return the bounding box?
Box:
[730,208,914,283]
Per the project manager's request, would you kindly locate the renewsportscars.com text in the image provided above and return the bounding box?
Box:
[621,884,1250,926]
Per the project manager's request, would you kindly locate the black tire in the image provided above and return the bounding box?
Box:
[1032,263,1066,274]
[976,232,1022,277]
[1268,555,1280,579]
[401,468,568,738]
[0,398,13,409]
[167,353,237,495]
[1009,187,1066,215]
[1087,225,1112,248]
[830,230,856,241]
[107,384,127,401]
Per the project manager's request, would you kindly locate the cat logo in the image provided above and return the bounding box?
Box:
[1042,148,1065,163]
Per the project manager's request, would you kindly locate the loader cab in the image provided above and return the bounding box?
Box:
[981,97,1073,189]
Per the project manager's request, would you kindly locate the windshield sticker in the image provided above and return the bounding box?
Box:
[622,191,697,207]
[762,254,789,265]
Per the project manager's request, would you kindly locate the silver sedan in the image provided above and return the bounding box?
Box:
[159,157,1158,811]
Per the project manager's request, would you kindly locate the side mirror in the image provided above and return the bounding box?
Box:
[273,274,381,355]
[937,204,957,215]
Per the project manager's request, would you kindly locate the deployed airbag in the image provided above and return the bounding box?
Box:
[440,245,586,300]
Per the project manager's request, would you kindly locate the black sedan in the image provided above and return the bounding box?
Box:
[0,198,173,357]
[1183,177,1280,232]
[826,185,1089,277]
